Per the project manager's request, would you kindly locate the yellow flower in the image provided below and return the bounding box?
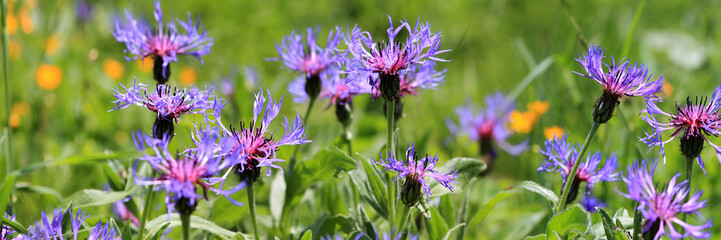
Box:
[19,6,32,34]
[103,58,125,81]
[527,101,549,115]
[662,81,673,98]
[7,14,18,35]
[12,102,29,116]
[36,64,62,90]
[137,57,153,73]
[179,67,197,86]
[45,35,59,56]
[510,110,536,134]
[9,113,20,128]
[544,126,564,140]
[9,40,21,60]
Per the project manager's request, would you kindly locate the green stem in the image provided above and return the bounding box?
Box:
[289,97,316,172]
[632,201,642,240]
[556,121,600,213]
[180,213,191,240]
[396,205,412,237]
[137,184,156,240]
[343,126,353,155]
[247,182,260,240]
[681,155,693,236]
[2,0,13,192]
[385,99,396,228]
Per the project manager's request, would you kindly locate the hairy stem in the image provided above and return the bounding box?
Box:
[386,99,396,229]
[289,97,316,172]
[247,182,260,240]
[138,185,155,240]
[681,155,693,236]
[557,121,600,213]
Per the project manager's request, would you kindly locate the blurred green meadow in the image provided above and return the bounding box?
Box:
[2,0,721,239]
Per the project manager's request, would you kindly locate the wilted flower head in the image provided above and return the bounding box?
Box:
[113,1,212,83]
[640,83,721,176]
[110,79,214,139]
[575,45,663,123]
[373,143,458,206]
[133,124,245,215]
[345,16,448,101]
[447,93,528,157]
[212,89,310,184]
[538,133,619,204]
[619,159,711,240]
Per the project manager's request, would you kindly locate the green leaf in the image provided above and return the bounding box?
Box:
[425,207,449,240]
[15,182,64,201]
[517,181,559,206]
[0,175,16,220]
[614,229,632,240]
[439,194,455,227]
[231,233,252,240]
[270,173,285,222]
[597,208,616,240]
[1,216,28,235]
[354,206,377,240]
[546,205,590,240]
[307,214,354,238]
[442,223,465,240]
[429,157,485,197]
[633,202,642,240]
[121,219,133,240]
[282,147,355,223]
[346,230,372,240]
[299,230,312,240]
[146,222,170,240]
[347,153,388,218]
[145,214,236,239]
[507,56,554,101]
[62,189,134,207]
[524,234,547,240]
[12,152,131,176]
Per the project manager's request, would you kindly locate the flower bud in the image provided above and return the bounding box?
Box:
[379,73,401,101]
[592,92,620,124]
[680,134,704,160]
[335,102,352,128]
[401,173,423,207]
[153,57,170,84]
[304,74,322,100]
[174,197,197,216]
[235,159,262,184]
[153,118,175,141]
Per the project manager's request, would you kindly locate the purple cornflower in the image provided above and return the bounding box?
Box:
[575,45,663,123]
[373,143,458,206]
[345,16,449,101]
[133,124,245,215]
[619,159,711,240]
[537,133,619,205]
[640,83,721,176]
[111,79,214,139]
[581,193,606,212]
[211,89,310,184]
[447,93,528,158]
[113,1,212,83]
[1,213,15,240]
[276,27,343,99]
[22,208,87,239]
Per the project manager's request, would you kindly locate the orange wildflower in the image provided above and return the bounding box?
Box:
[36,64,62,90]
[179,67,197,86]
[103,58,125,81]
[544,126,564,140]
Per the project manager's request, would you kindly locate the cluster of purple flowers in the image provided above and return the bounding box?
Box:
[16,208,118,240]
[113,1,212,83]
[373,144,458,207]
[537,133,619,211]
[619,159,711,240]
